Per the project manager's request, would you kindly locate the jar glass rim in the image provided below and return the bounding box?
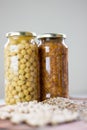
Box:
[6,31,36,38]
[37,33,66,39]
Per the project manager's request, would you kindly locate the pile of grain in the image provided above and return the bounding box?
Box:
[0,99,78,126]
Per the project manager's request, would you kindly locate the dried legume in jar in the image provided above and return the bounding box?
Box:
[5,32,40,104]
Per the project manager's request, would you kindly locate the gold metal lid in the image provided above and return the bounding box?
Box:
[37,33,66,39]
[6,31,36,37]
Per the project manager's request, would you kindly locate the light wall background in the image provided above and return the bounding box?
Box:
[0,0,87,99]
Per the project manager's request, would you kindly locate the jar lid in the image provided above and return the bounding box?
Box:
[6,31,36,37]
[37,33,66,39]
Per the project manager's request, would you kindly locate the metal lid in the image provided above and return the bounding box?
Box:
[37,33,66,39]
[6,31,36,37]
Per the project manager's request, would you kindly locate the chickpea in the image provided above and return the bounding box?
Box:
[9,98,16,104]
[19,64,25,70]
[29,77,34,82]
[15,98,21,103]
[30,66,34,71]
[7,93,13,99]
[24,54,29,60]
[19,75,25,80]
[26,62,31,67]
[18,69,25,75]
[8,86,15,91]
[18,80,25,86]
[23,90,29,96]
[20,98,26,102]
[25,73,31,79]
[30,71,34,76]
[21,49,26,55]
[18,44,25,50]
[28,87,33,92]
[26,49,32,55]
[25,95,31,101]
[5,98,10,104]
[18,53,24,59]
[13,76,19,82]
[11,81,18,87]
[29,57,34,64]
[21,85,28,90]
[20,59,26,64]
[18,92,24,98]
[24,67,30,73]
[12,91,17,97]
[16,86,22,92]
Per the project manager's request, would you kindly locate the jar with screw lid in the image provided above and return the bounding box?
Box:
[37,33,69,100]
[4,31,40,104]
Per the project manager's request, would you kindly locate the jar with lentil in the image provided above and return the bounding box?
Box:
[37,33,68,100]
[4,31,40,104]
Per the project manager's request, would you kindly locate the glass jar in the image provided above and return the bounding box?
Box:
[37,33,68,100]
[4,31,40,104]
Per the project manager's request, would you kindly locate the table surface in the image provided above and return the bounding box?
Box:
[0,98,87,130]
[0,120,87,130]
